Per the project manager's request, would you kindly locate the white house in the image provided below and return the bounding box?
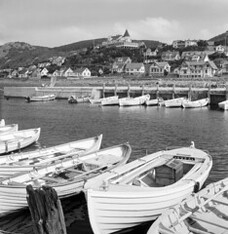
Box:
[125,63,145,75]
[63,68,74,77]
[40,68,49,77]
[74,68,91,78]
[149,61,171,77]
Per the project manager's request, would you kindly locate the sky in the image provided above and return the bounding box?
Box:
[0,0,228,48]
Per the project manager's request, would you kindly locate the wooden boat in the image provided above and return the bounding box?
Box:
[0,124,18,135]
[218,100,228,110]
[0,134,103,176]
[84,143,212,234]
[146,97,163,106]
[147,177,228,234]
[101,96,119,106]
[182,98,209,108]
[119,94,150,106]
[0,143,131,216]
[0,128,41,154]
[89,96,118,105]
[26,94,56,102]
[164,97,186,108]
[68,95,90,104]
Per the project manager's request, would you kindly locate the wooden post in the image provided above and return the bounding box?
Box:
[26,185,67,234]
[226,84,228,100]
[127,84,131,97]
[156,83,160,99]
[102,83,105,98]
[114,83,118,96]
[188,83,192,101]
[142,85,145,95]
[172,84,176,99]
[207,82,211,103]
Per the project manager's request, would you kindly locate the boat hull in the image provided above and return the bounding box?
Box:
[27,94,56,102]
[147,177,228,234]
[0,128,41,154]
[0,124,18,135]
[218,100,228,110]
[164,97,185,108]
[182,98,209,108]
[119,94,150,106]
[0,143,131,216]
[84,146,212,234]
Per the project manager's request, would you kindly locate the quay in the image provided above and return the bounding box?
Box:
[3,83,228,105]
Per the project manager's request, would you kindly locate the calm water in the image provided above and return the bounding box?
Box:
[0,95,228,233]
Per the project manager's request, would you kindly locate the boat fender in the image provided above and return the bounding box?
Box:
[193,182,200,193]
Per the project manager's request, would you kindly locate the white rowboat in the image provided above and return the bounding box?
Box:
[101,96,119,106]
[145,98,163,106]
[218,100,228,110]
[0,134,103,176]
[84,143,212,234]
[0,128,41,154]
[0,143,131,216]
[182,98,209,108]
[148,177,228,234]
[27,94,56,102]
[164,97,185,108]
[89,96,118,105]
[0,124,18,135]
[119,94,150,106]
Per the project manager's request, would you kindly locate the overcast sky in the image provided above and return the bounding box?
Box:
[0,0,228,47]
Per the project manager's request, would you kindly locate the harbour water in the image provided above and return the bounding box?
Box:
[0,95,228,233]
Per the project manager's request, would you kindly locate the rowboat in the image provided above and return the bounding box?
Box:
[84,143,212,234]
[145,97,163,106]
[68,95,90,104]
[147,177,228,234]
[0,124,18,135]
[0,143,131,216]
[0,134,103,176]
[218,100,228,110]
[0,128,41,154]
[101,96,119,106]
[182,98,209,108]
[26,94,56,102]
[119,94,150,106]
[164,97,186,108]
[89,96,118,105]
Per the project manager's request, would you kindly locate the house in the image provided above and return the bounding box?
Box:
[11,69,19,78]
[181,51,209,62]
[112,57,132,73]
[185,39,198,47]
[172,40,185,49]
[179,60,218,78]
[52,70,61,77]
[74,68,91,78]
[18,68,29,78]
[30,68,41,79]
[149,61,171,77]
[161,51,180,61]
[40,68,49,77]
[144,48,158,57]
[102,30,140,48]
[125,63,145,75]
[63,68,74,77]
[215,45,228,55]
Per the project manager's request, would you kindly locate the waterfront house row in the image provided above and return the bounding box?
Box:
[8,67,91,79]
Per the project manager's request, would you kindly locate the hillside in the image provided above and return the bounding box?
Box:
[209,31,228,45]
[0,38,161,69]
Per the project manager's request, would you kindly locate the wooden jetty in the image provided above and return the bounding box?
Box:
[3,83,228,105]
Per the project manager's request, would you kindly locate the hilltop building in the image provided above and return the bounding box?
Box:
[102,30,140,48]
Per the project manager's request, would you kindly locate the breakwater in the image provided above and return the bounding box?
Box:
[4,84,228,105]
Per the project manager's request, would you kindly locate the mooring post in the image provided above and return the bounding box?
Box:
[142,85,145,95]
[102,83,105,98]
[127,83,131,97]
[26,185,67,234]
[172,83,176,99]
[207,82,211,103]
[156,83,160,99]
[226,84,228,100]
[188,83,192,101]
[114,83,118,96]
